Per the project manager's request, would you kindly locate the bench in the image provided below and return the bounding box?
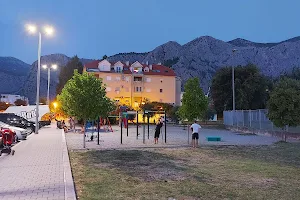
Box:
[206,136,221,141]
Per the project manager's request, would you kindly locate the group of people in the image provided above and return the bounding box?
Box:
[154,118,201,148]
[56,117,76,133]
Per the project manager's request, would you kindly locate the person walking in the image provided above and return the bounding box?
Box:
[190,120,201,148]
[154,118,163,144]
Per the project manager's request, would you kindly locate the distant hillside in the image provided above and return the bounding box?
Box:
[0,57,31,93]
[1,36,300,103]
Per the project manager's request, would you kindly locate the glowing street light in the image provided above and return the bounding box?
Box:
[25,23,55,134]
[44,26,54,36]
[53,102,58,109]
[42,64,58,105]
[25,24,37,34]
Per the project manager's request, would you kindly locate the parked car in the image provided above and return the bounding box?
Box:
[0,122,28,141]
[0,113,35,133]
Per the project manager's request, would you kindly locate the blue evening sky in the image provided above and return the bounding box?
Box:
[0,0,299,64]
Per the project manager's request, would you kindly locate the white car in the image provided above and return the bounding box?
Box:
[0,122,28,142]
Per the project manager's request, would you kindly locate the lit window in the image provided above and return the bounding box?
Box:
[116,76,121,81]
[106,87,111,92]
[146,78,151,82]
[107,76,111,81]
[146,88,151,92]
[125,77,130,82]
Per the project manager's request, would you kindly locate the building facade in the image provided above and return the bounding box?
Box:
[84,60,181,108]
[0,94,29,105]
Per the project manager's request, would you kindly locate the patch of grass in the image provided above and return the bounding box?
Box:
[70,143,300,200]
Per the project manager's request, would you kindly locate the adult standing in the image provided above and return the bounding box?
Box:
[190,120,201,148]
[154,118,163,144]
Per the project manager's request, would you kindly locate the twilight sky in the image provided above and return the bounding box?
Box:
[0,0,300,64]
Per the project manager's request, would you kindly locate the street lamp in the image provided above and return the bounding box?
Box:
[232,49,237,126]
[25,24,55,134]
[42,64,58,105]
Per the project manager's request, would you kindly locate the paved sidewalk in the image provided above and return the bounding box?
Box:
[0,124,76,200]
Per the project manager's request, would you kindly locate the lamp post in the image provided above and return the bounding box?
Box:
[232,49,237,126]
[42,64,58,105]
[26,24,54,134]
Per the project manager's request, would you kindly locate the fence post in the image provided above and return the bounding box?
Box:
[259,109,261,130]
[136,111,139,139]
[249,110,252,128]
[242,110,245,127]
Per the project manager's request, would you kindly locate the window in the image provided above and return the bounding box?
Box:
[106,76,111,81]
[106,87,111,92]
[135,87,142,92]
[115,87,120,92]
[125,77,130,82]
[146,88,151,92]
[116,66,122,73]
[134,77,142,82]
[160,89,163,93]
[116,76,121,81]
[146,77,151,82]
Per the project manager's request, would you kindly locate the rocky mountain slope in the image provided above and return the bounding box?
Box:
[1,36,300,103]
[0,57,31,93]
[18,54,93,103]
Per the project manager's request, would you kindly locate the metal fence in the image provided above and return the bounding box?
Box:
[223,109,300,134]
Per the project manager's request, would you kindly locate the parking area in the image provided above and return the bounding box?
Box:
[65,124,296,150]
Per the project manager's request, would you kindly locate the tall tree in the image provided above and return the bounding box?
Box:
[14,99,28,106]
[178,78,208,121]
[211,64,270,113]
[57,70,115,122]
[0,102,11,110]
[56,56,84,94]
[267,78,300,129]
[39,97,47,105]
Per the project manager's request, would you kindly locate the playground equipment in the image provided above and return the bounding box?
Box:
[99,117,113,132]
[207,136,221,141]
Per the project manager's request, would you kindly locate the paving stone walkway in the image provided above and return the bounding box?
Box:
[0,124,76,200]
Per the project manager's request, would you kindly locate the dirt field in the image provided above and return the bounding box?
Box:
[70,142,300,200]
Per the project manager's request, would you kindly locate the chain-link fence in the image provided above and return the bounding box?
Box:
[224,109,300,134]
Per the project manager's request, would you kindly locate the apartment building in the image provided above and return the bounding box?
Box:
[84,59,181,108]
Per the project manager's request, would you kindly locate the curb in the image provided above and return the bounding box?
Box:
[62,130,77,200]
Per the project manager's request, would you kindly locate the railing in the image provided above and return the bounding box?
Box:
[223,109,300,133]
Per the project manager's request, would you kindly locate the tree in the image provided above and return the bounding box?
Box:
[267,78,300,130]
[14,99,27,106]
[57,70,115,122]
[56,56,84,95]
[211,64,270,113]
[178,78,208,121]
[102,55,108,60]
[40,97,47,105]
[0,102,11,110]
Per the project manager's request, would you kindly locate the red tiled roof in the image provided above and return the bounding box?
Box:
[84,61,176,76]
[84,60,100,68]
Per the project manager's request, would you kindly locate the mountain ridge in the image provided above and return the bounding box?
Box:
[1,36,300,103]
